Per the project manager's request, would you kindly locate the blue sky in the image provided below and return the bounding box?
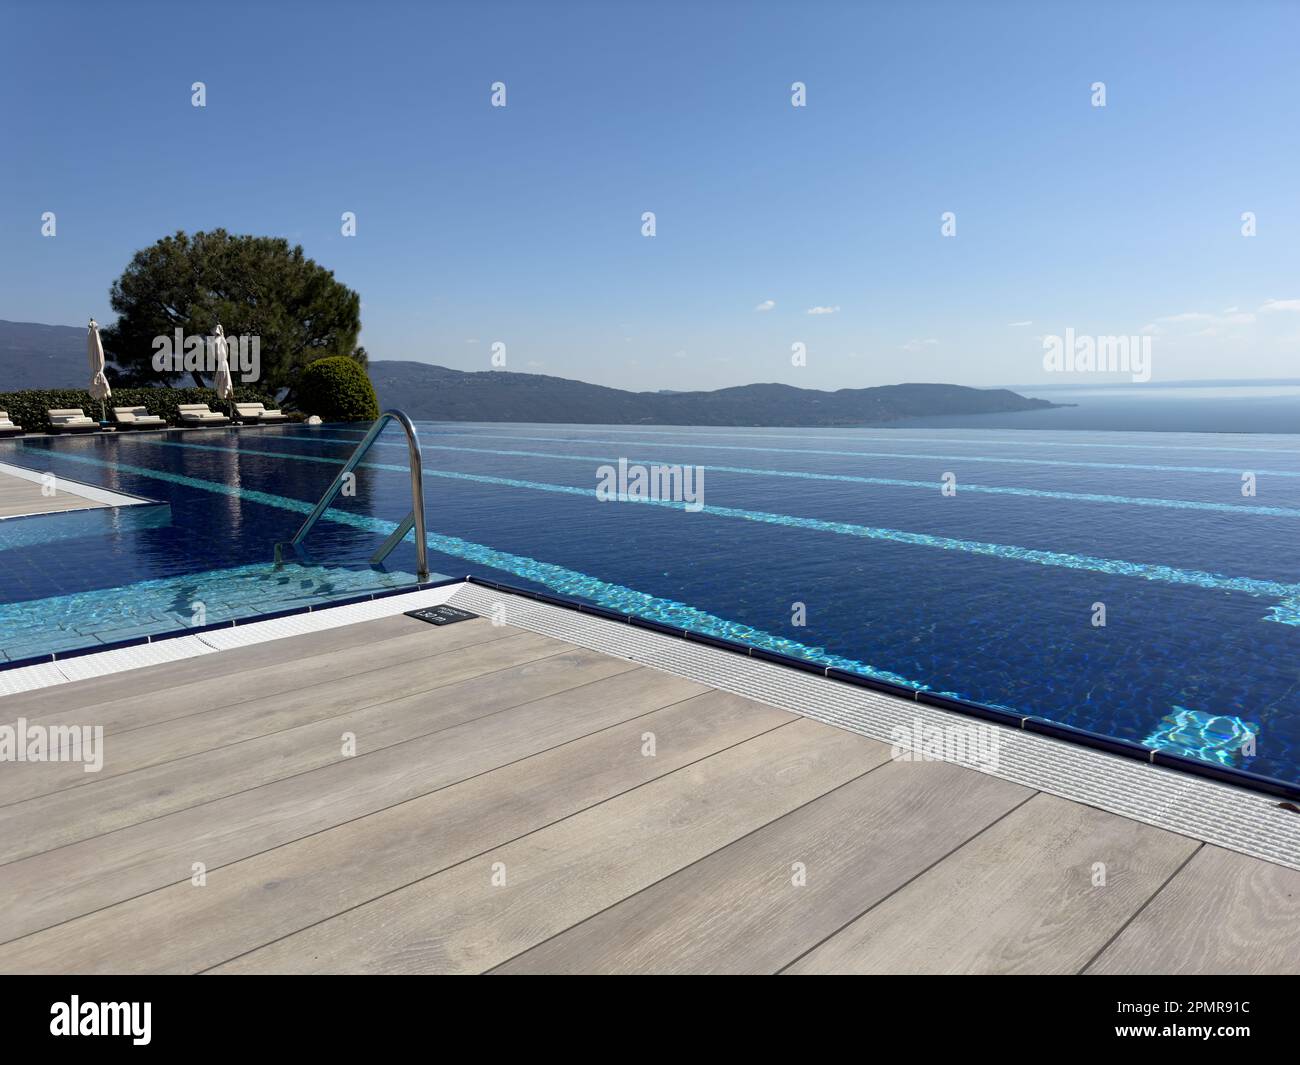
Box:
[2,0,1298,391]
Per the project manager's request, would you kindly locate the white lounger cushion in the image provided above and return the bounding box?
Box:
[235,403,288,420]
[177,404,227,421]
[114,406,165,424]
[48,409,95,425]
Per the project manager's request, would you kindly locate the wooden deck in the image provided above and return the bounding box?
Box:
[0,610,1296,974]
[0,466,106,518]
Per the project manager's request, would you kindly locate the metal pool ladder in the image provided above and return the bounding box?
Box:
[274,409,430,581]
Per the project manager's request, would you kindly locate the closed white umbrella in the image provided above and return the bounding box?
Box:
[213,323,235,418]
[87,318,111,423]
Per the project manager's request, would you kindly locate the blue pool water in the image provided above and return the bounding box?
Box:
[1,421,1298,787]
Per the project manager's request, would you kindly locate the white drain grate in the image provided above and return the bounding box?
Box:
[449,584,1300,871]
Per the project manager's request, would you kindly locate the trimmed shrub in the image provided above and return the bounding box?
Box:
[294,356,379,422]
[0,386,283,434]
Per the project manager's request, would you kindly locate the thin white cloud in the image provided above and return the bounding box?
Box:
[1260,298,1300,312]
[754,299,775,312]
[1144,309,1255,334]
[901,338,938,352]
[806,305,840,315]
[1007,320,1032,327]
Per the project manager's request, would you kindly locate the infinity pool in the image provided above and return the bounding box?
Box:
[2,421,1297,788]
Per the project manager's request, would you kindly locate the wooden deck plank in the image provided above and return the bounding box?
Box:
[0,641,624,865]
[1086,845,1300,975]
[0,498,97,517]
[213,718,891,974]
[0,626,559,809]
[0,612,491,721]
[784,792,1199,974]
[0,683,788,974]
[0,660,711,946]
[0,471,103,518]
[497,758,1034,974]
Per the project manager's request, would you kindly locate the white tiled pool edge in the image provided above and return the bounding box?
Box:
[0,459,156,513]
[0,582,463,696]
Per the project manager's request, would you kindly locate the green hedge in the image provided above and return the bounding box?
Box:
[295,356,379,422]
[0,386,285,434]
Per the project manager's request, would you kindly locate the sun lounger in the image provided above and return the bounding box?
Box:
[47,408,99,433]
[113,405,167,430]
[0,411,24,437]
[233,402,289,424]
[177,403,231,426]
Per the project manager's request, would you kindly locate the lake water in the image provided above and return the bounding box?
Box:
[896,382,1300,434]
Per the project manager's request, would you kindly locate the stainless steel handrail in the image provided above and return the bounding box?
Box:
[275,409,429,581]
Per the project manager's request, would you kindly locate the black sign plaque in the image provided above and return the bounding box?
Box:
[405,605,479,626]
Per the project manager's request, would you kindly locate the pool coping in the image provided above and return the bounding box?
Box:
[0,578,466,695]
[452,576,1300,804]
[445,580,1300,872]
[0,576,464,679]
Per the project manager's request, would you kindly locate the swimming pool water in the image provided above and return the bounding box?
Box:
[1,421,1297,788]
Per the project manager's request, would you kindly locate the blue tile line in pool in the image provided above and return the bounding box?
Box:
[324,423,1300,458]
[288,432,1300,519]
[377,429,1300,479]
[88,435,1300,624]
[1,446,922,691]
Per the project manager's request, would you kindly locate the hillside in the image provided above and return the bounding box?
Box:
[367,360,1058,426]
[0,321,1059,426]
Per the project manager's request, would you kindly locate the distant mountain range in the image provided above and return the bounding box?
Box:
[0,320,1058,426]
[367,360,1058,426]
